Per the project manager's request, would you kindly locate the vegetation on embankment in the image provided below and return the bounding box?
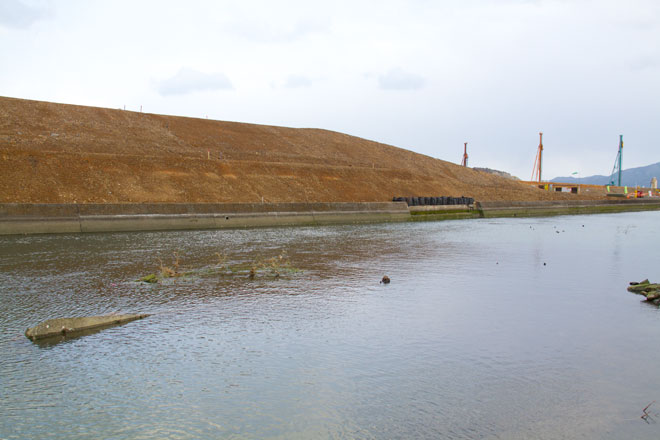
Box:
[0,96,604,204]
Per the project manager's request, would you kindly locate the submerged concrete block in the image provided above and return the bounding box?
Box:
[25,314,149,341]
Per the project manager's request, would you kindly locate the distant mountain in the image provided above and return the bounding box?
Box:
[551,162,660,187]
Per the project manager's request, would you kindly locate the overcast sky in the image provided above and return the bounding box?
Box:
[1,0,658,180]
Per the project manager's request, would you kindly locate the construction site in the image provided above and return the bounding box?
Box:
[464,132,659,199]
[0,96,609,205]
[1,96,659,235]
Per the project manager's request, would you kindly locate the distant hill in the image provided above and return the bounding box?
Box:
[551,162,660,187]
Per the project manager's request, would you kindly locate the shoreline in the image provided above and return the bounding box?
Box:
[1,199,660,235]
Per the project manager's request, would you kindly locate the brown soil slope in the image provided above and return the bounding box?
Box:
[0,96,589,204]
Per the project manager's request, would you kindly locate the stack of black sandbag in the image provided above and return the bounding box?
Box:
[392,196,474,206]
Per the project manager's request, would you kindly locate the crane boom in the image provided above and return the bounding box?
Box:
[531,132,543,182]
[609,135,623,186]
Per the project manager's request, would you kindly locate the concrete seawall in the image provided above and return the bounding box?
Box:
[475,198,660,218]
[2,199,659,235]
[408,199,660,221]
[0,202,411,235]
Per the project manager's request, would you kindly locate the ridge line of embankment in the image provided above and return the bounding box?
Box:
[1,199,659,235]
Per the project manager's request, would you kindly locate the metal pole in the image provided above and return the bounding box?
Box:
[618,135,623,187]
[538,132,543,182]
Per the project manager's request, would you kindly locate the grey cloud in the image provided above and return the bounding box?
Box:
[378,68,425,90]
[630,55,660,71]
[157,68,233,96]
[283,75,313,88]
[0,0,49,29]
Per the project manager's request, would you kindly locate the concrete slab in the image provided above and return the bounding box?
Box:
[25,314,149,341]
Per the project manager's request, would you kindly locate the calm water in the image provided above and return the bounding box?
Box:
[1,212,659,439]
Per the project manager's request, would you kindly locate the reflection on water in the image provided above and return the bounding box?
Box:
[1,211,660,439]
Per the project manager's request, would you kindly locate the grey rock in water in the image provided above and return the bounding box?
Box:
[628,280,660,304]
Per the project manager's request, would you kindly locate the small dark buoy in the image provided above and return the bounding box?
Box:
[543,262,546,266]
[381,275,390,284]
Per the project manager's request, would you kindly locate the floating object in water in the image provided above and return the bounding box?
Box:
[25,314,149,341]
[627,280,660,304]
[381,275,390,284]
[139,274,158,283]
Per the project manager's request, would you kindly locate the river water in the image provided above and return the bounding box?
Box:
[1,211,659,439]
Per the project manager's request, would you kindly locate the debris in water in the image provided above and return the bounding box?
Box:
[628,280,660,304]
[642,401,656,422]
[139,274,158,283]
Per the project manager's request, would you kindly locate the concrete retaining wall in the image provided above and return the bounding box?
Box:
[408,204,477,221]
[3,199,659,235]
[0,202,411,235]
[475,198,660,218]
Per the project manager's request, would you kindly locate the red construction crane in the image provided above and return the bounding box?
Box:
[461,142,468,167]
[531,132,543,182]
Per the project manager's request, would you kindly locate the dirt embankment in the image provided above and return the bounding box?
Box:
[0,96,601,204]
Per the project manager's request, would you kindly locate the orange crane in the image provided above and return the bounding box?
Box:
[531,132,543,182]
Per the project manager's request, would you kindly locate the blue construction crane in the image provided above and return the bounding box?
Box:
[609,135,623,186]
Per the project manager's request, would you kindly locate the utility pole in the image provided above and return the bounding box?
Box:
[531,132,543,182]
[461,142,468,167]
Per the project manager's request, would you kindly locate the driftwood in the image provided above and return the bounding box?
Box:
[642,401,656,422]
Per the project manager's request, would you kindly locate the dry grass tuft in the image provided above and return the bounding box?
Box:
[158,252,181,278]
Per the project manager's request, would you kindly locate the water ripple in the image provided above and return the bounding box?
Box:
[1,212,660,439]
